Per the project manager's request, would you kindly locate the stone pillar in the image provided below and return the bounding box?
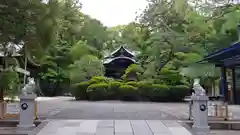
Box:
[191,94,210,133]
[18,93,36,128]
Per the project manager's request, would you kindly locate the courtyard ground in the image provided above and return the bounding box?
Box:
[37,97,240,120]
[3,97,240,135]
[37,98,184,120]
[34,97,195,135]
[33,97,240,135]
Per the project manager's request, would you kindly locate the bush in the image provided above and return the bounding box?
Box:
[154,68,184,85]
[72,76,112,100]
[108,81,122,99]
[119,84,139,101]
[91,76,113,83]
[72,81,90,100]
[169,85,190,102]
[138,82,153,101]
[68,55,105,83]
[87,83,109,101]
[150,84,169,102]
[72,76,191,102]
[122,64,143,81]
[125,81,139,87]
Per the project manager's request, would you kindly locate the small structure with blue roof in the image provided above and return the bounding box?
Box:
[200,39,240,104]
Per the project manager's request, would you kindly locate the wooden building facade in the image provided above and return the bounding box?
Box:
[103,46,138,79]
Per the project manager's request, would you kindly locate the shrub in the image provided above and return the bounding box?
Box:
[122,64,143,81]
[119,84,139,101]
[87,83,109,101]
[138,82,153,101]
[68,55,105,83]
[150,84,170,102]
[125,81,139,87]
[72,81,91,100]
[72,76,191,102]
[108,81,122,99]
[169,85,190,102]
[154,68,183,85]
[91,76,113,83]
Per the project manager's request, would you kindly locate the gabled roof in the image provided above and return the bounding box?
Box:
[104,45,140,58]
[103,56,136,64]
[0,42,23,57]
[199,41,240,64]
[110,45,134,56]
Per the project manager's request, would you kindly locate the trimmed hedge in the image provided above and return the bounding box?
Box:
[87,83,109,101]
[138,82,153,101]
[72,76,190,102]
[71,81,90,100]
[169,85,190,102]
[125,81,139,87]
[108,81,122,100]
[120,84,139,101]
[150,84,170,102]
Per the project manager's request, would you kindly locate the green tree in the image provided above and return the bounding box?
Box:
[122,64,143,81]
[69,40,98,61]
[80,15,109,52]
[68,55,105,84]
[137,0,240,84]
[0,0,61,100]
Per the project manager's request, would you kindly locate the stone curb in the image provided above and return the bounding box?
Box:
[29,120,49,135]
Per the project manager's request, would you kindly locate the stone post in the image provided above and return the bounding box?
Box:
[18,93,36,128]
[191,78,210,133]
[191,94,210,133]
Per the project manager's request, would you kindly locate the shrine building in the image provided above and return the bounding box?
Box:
[200,41,240,104]
[103,45,139,79]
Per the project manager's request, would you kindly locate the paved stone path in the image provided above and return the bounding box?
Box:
[36,120,193,135]
[207,130,240,135]
[32,97,240,135]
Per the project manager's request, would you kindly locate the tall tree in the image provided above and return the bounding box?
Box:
[0,0,61,100]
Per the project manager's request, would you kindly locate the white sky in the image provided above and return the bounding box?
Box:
[79,0,148,27]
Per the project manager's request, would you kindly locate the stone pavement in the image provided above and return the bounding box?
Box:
[38,100,179,120]
[228,105,240,119]
[0,126,35,135]
[36,120,193,135]
[37,98,240,120]
[207,130,240,135]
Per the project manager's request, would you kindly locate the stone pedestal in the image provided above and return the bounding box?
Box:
[191,95,210,133]
[18,94,36,128]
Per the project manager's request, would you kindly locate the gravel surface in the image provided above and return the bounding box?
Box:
[37,99,188,120]
[37,97,240,120]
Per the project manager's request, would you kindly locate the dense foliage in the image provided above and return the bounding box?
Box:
[1,0,240,101]
[72,76,190,102]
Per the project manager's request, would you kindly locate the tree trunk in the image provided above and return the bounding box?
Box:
[1,46,9,102]
[158,37,174,72]
[0,57,7,102]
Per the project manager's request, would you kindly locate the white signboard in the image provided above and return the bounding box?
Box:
[6,103,20,114]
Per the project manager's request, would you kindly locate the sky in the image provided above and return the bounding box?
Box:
[79,0,148,27]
